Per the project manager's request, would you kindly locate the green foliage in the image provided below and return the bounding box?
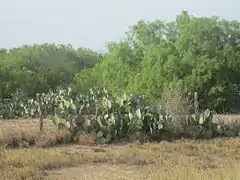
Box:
[2,11,240,112]
[0,44,102,98]
[0,89,26,119]
[1,86,239,144]
[0,11,240,143]
[78,11,240,112]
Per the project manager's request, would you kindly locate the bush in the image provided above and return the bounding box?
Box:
[159,83,193,135]
[1,86,240,145]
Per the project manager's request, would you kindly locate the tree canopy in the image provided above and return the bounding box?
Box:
[0,44,103,98]
[74,11,240,112]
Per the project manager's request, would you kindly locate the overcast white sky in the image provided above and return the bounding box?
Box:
[0,0,239,52]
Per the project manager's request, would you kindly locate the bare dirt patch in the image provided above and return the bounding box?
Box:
[213,114,240,122]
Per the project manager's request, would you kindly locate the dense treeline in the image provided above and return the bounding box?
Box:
[75,11,240,112]
[1,11,240,113]
[0,44,103,98]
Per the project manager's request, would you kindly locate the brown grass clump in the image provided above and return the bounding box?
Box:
[0,118,77,149]
[159,83,193,134]
[72,132,96,146]
[0,118,98,149]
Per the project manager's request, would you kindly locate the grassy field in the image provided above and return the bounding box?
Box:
[0,117,239,180]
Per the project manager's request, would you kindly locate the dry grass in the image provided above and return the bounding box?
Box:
[0,139,240,180]
[214,114,240,123]
[0,118,72,148]
[0,118,240,180]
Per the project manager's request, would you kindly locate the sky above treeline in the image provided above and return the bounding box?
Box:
[0,0,239,52]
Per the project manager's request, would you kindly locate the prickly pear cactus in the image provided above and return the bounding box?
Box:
[2,85,239,143]
[199,109,213,126]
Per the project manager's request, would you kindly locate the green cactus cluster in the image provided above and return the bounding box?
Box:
[0,87,240,143]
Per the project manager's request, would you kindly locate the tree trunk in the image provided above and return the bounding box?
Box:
[39,107,44,132]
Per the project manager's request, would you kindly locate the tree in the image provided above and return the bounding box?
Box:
[0,43,102,98]
[81,11,240,112]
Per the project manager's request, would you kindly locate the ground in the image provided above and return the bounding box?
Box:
[0,116,240,180]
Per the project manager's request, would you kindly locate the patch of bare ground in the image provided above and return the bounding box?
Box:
[213,114,240,123]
